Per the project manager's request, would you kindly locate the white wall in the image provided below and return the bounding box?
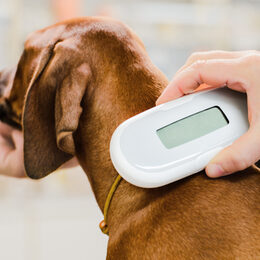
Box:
[0,168,108,260]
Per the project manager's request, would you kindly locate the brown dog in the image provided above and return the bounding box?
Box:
[0,17,259,259]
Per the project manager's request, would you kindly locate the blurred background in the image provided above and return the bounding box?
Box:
[0,0,259,259]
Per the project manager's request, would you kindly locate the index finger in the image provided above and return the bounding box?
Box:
[156,58,245,105]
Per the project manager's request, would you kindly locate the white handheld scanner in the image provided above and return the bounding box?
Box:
[110,88,249,188]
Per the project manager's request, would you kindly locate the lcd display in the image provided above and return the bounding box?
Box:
[156,106,228,149]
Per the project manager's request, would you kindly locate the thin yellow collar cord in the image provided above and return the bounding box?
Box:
[99,175,122,235]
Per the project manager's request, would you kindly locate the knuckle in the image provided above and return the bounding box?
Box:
[239,52,260,85]
[191,59,207,70]
[187,52,203,63]
[188,50,220,63]
[242,53,260,65]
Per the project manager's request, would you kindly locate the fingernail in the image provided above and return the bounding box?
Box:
[206,164,225,178]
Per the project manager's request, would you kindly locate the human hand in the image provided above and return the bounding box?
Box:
[0,122,25,177]
[156,50,260,178]
[0,121,79,178]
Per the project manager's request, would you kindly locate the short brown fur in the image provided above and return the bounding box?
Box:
[0,17,259,259]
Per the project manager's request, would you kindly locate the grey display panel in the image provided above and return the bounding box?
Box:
[157,107,228,149]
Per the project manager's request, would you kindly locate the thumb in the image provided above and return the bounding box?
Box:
[205,124,260,177]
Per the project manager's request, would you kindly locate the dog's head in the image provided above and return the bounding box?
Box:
[1,17,168,180]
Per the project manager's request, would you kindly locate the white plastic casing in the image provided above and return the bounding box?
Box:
[110,88,248,188]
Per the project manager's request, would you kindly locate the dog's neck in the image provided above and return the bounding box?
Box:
[74,61,168,216]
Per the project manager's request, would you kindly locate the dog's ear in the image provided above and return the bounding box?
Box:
[55,63,90,155]
[22,38,91,179]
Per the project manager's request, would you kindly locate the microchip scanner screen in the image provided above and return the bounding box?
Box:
[156,107,229,149]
